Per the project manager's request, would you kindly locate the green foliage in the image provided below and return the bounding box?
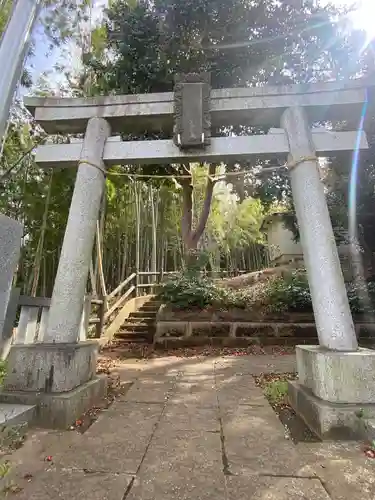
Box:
[79,0,374,268]
[0,0,13,36]
[158,257,253,309]
[160,266,375,314]
[265,272,375,315]
[0,361,7,387]
[264,380,289,406]
[0,116,76,296]
[87,0,365,96]
[265,272,312,313]
[3,0,375,299]
[346,281,375,314]
[159,272,222,309]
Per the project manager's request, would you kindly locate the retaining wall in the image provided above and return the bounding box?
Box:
[155,306,375,348]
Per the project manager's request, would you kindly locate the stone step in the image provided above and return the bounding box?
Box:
[120,324,151,332]
[0,403,36,427]
[138,306,160,312]
[128,312,156,319]
[115,331,153,343]
[115,338,151,345]
[126,317,155,325]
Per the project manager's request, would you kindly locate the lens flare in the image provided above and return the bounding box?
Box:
[348,94,367,237]
[342,0,375,47]
[348,93,372,313]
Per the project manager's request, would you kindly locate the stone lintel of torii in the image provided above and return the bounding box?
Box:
[25,77,373,135]
[3,75,375,436]
[34,129,367,168]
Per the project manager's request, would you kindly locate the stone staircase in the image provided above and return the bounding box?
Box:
[114,297,161,344]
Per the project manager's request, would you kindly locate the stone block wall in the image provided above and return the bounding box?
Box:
[155,313,375,349]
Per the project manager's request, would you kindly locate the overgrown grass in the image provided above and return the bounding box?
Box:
[255,372,297,407]
[264,380,289,405]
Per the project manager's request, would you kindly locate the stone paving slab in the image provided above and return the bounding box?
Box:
[158,403,220,432]
[126,430,225,500]
[296,441,364,463]
[165,358,216,377]
[12,469,133,500]
[146,429,223,468]
[121,357,183,376]
[214,355,296,377]
[50,403,164,474]
[216,373,269,407]
[169,380,218,406]
[318,459,375,499]
[225,475,330,500]
[105,354,296,378]
[8,353,375,500]
[179,373,216,382]
[221,405,306,475]
[122,377,176,403]
[302,455,375,499]
[127,472,226,500]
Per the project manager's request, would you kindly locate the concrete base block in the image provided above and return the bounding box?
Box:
[357,418,375,443]
[0,375,107,429]
[0,403,35,427]
[288,380,375,440]
[4,341,98,393]
[296,345,375,403]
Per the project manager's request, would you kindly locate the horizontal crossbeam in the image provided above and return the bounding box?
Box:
[25,79,372,135]
[35,129,368,168]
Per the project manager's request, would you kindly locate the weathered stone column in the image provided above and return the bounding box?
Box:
[281,106,357,352]
[283,107,375,440]
[45,117,111,343]
[0,117,110,428]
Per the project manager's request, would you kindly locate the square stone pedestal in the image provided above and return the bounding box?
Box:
[0,341,107,429]
[288,345,375,439]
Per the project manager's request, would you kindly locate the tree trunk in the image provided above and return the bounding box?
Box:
[134,181,141,295]
[150,185,157,275]
[180,164,217,261]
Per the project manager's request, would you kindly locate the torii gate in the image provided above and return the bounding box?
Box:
[2,76,374,437]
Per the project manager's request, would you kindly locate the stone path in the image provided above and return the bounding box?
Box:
[2,354,375,499]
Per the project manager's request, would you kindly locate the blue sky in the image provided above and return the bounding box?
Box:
[27,0,107,91]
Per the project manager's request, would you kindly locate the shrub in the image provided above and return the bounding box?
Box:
[265,272,312,313]
[158,271,254,310]
[266,271,375,314]
[159,267,375,315]
[159,272,220,309]
[346,280,375,314]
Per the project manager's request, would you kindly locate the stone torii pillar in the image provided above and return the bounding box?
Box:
[281,106,357,352]
[1,117,111,428]
[282,107,375,439]
[45,117,111,343]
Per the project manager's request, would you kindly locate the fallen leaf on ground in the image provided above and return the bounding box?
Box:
[99,344,294,360]
[365,449,375,459]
